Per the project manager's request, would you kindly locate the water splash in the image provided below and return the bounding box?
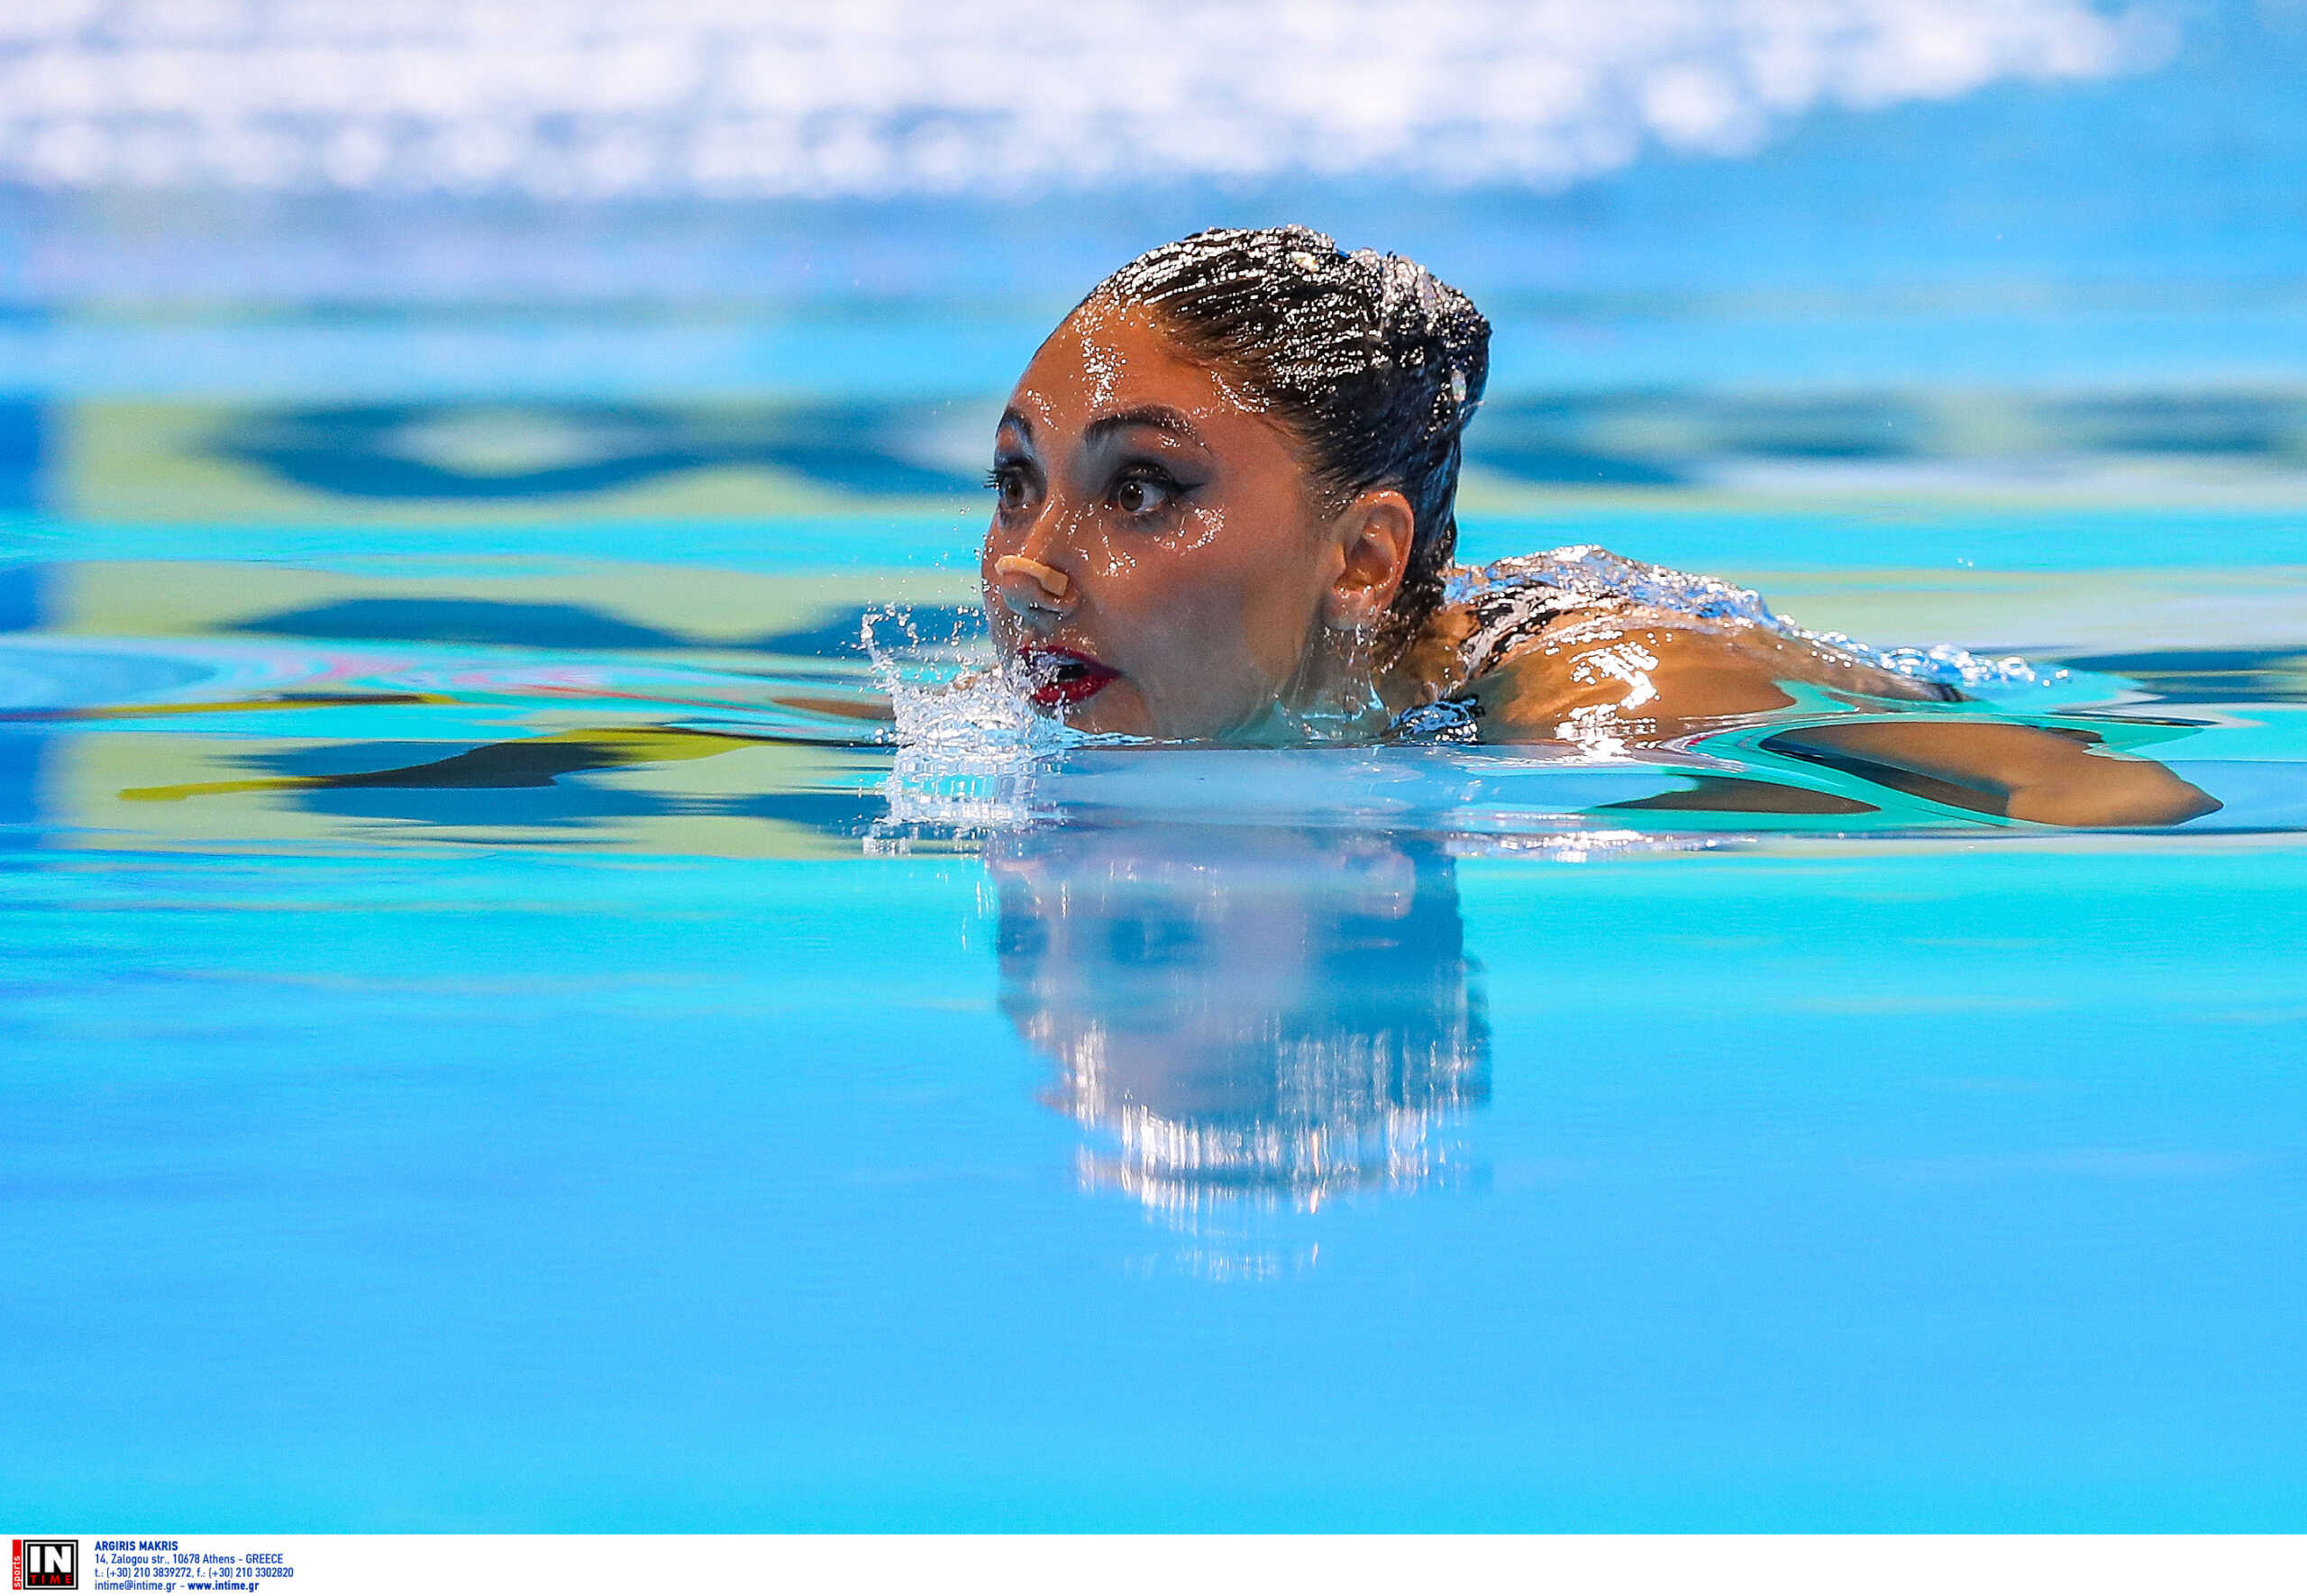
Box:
[863,603,1116,843]
[865,604,1071,754]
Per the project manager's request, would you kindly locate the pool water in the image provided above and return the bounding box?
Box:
[5,474,2306,1529]
[10,0,2307,1535]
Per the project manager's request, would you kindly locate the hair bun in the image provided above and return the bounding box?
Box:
[1343,247,1489,433]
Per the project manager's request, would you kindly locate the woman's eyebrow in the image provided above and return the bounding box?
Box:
[1084,405,1204,445]
[997,409,1034,445]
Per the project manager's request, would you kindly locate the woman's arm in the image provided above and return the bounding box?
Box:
[1472,608,2220,827]
[1758,718,2219,826]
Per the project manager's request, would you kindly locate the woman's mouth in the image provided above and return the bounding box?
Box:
[1018,646,1119,707]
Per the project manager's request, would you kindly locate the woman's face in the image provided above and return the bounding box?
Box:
[980,301,1353,740]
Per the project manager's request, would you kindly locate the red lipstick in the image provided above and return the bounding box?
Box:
[1018,645,1118,708]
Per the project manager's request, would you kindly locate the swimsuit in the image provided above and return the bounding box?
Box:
[1444,552,1633,688]
[1451,569,1620,685]
[1437,546,1965,703]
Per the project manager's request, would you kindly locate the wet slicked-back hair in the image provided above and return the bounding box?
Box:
[1084,224,1490,644]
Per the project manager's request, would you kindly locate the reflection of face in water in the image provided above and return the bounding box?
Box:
[989,823,1489,1215]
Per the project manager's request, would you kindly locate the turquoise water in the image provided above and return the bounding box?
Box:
[4,494,2305,1530]
[7,4,2307,1528]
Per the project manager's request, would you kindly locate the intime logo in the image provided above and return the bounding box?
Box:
[12,1539,78,1591]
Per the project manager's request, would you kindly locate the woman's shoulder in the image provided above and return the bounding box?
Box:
[1409,546,1957,742]
[1418,545,1649,688]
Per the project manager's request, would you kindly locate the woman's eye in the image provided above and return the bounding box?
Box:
[1114,473,1177,516]
[986,465,1030,513]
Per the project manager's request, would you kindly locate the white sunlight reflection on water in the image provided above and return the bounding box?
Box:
[0,0,2166,196]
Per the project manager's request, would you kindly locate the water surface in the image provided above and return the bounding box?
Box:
[5,506,2304,1529]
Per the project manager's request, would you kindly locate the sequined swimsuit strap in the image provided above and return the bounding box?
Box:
[1455,584,1603,683]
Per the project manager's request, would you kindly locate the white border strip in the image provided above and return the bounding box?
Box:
[20,1533,2307,1596]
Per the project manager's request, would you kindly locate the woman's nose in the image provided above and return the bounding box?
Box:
[990,553,1075,617]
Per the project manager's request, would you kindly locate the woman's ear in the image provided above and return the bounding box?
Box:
[1322,489,1417,631]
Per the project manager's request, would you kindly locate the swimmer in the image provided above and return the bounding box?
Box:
[980,224,2219,828]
